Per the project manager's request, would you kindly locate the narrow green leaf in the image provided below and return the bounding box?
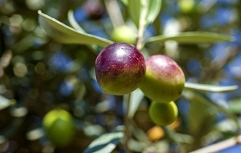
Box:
[146,0,162,24]
[67,10,85,33]
[128,0,161,28]
[67,10,99,54]
[83,126,124,153]
[185,82,238,92]
[146,32,233,44]
[38,10,113,47]
[0,95,11,110]
[128,0,144,28]
[126,88,144,119]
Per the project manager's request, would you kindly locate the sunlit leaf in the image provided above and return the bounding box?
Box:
[67,10,98,53]
[83,126,124,153]
[215,119,238,133]
[126,88,144,119]
[67,10,85,33]
[0,95,12,110]
[38,11,113,47]
[146,0,162,25]
[128,0,144,28]
[127,0,161,28]
[185,82,238,92]
[146,32,233,44]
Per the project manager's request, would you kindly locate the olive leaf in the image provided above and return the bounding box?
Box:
[83,126,124,153]
[146,32,233,44]
[38,10,113,47]
[185,82,238,92]
[128,0,144,28]
[125,88,144,119]
[127,0,162,28]
[146,0,162,25]
[67,10,85,33]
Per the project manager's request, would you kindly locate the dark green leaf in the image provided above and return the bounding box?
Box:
[146,32,233,44]
[38,10,113,47]
[185,82,238,92]
[83,126,124,153]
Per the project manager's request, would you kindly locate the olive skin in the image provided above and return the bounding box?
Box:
[95,43,145,95]
[149,101,178,126]
[139,55,185,103]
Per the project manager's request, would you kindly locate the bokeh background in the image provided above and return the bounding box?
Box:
[0,0,241,152]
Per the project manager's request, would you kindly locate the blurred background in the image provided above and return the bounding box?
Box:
[0,0,241,152]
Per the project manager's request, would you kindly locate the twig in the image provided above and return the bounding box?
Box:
[190,135,241,153]
[200,45,239,82]
[104,0,124,28]
[124,93,132,153]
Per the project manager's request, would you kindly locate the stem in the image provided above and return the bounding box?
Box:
[104,0,125,28]
[124,22,145,151]
[124,5,147,151]
[135,18,146,50]
[190,135,241,153]
[124,93,132,153]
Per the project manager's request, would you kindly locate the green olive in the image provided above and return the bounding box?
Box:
[43,109,74,147]
[149,101,178,126]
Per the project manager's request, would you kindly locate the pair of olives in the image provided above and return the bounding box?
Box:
[95,42,185,126]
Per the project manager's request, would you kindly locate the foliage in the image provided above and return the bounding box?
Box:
[0,0,241,152]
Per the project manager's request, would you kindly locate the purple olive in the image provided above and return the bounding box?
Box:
[95,43,145,95]
[139,55,185,103]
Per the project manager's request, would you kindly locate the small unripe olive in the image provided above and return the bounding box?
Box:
[95,42,145,95]
[139,55,185,103]
[178,0,196,14]
[43,109,74,147]
[111,25,136,44]
[149,101,178,126]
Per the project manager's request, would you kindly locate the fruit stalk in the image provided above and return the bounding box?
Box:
[104,0,124,28]
[124,16,147,152]
[124,93,132,153]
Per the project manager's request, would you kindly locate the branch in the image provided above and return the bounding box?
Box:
[190,135,241,153]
